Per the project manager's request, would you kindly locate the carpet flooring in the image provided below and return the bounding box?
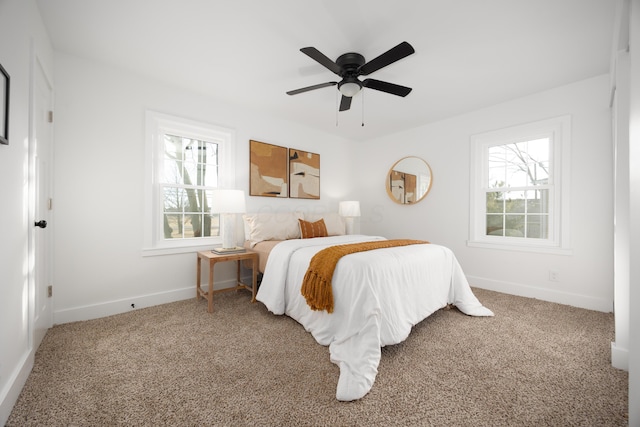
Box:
[7,288,628,426]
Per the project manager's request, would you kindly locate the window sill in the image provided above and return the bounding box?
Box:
[142,242,222,257]
[466,240,573,256]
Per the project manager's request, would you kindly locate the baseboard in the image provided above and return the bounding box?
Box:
[53,276,248,324]
[611,342,629,371]
[467,275,613,313]
[0,350,34,426]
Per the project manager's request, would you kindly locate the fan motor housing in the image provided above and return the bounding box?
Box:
[336,52,365,76]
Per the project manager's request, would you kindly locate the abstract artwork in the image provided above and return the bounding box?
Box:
[249,140,288,197]
[289,148,320,199]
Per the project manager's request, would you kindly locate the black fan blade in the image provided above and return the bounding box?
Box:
[339,95,352,111]
[300,47,342,75]
[358,41,415,76]
[287,81,337,96]
[362,79,412,97]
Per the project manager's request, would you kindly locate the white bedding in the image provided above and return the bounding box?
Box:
[256,235,494,401]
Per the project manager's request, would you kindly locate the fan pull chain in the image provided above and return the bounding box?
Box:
[336,90,339,127]
[361,90,365,127]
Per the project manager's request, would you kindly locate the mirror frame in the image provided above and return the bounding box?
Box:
[385,156,433,205]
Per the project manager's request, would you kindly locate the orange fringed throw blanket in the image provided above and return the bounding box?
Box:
[301,239,429,313]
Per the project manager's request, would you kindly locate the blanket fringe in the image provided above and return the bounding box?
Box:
[301,270,334,313]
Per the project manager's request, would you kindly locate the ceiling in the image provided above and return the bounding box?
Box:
[35,0,617,142]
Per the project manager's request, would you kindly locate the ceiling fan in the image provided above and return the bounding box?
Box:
[286,41,415,112]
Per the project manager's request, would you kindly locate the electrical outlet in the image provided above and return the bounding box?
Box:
[549,270,559,282]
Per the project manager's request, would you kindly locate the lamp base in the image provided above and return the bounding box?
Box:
[345,217,355,235]
[220,212,238,249]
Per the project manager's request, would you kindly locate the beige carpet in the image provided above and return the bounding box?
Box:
[7,288,628,426]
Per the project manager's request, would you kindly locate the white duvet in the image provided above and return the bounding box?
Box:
[256,235,494,401]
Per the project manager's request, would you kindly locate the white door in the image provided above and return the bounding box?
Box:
[31,58,53,349]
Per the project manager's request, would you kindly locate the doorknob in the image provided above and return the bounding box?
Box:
[35,220,47,229]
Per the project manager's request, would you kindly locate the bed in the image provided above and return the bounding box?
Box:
[243,212,494,401]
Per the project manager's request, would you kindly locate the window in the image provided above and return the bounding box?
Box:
[469,116,571,254]
[144,111,235,256]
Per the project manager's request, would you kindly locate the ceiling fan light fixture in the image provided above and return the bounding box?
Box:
[338,79,362,97]
[287,42,414,111]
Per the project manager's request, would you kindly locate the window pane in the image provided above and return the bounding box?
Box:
[204,163,219,187]
[526,189,549,213]
[506,163,528,187]
[182,139,218,186]
[488,145,505,165]
[505,214,525,236]
[162,187,218,239]
[164,214,183,239]
[527,215,548,239]
[486,214,504,236]
[505,191,526,213]
[163,187,186,212]
[488,167,505,188]
[202,189,213,214]
[488,138,551,190]
[486,192,504,213]
[487,146,505,187]
[208,213,220,237]
[505,141,526,164]
[528,160,550,186]
[182,159,197,186]
[526,138,550,161]
[163,135,184,184]
[174,213,204,239]
[482,135,553,242]
[183,188,201,214]
[164,135,182,158]
[162,158,181,184]
[523,138,549,186]
[182,214,196,238]
[164,135,187,185]
[163,135,219,189]
[187,213,202,237]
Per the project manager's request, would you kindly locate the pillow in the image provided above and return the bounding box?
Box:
[303,212,346,236]
[242,212,303,247]
[299,218,328,239]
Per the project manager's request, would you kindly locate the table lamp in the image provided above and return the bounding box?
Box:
[211,189,246,253]
[339,201,361,235]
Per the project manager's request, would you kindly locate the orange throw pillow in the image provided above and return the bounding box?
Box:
[299,219,328,239]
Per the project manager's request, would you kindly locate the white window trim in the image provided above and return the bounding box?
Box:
[143,111,236,256]
[468,115,572,255]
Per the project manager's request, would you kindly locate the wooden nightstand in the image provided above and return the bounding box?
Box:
[196,250,258,313]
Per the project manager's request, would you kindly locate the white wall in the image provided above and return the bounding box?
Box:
[0,0,54,424]
[356,75,613,313]
[51,52,354,323]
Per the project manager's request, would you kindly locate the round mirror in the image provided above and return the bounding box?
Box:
[386,156,432,204]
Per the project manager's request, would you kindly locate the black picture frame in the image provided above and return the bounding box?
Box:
[1,62,9,145]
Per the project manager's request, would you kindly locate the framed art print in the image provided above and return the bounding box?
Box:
[249,140,288,197]
[0,62,9,145]
[289,148,320,199]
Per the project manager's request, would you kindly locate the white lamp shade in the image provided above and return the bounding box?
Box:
[338,82,361,97]
[339,201,361,217]
[211,189,246,214]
